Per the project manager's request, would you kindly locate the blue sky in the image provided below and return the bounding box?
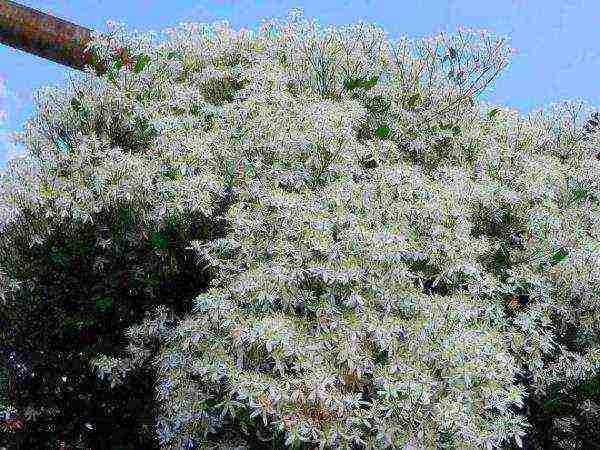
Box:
[0,0,598,172]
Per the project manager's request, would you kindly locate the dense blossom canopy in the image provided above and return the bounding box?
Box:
[1,8,599,450]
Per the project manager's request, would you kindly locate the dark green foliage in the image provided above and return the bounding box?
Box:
[134,54,152,74]
[375,125,391,139]
[437,430,458,450]
[437,121,462,136]
[488,108,501,119]
[342,74,380,93]
[516,375,600,450]
[0,201,231,447]
[406,92,421,110]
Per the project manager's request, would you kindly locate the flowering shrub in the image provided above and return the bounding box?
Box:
[1,7,599,449]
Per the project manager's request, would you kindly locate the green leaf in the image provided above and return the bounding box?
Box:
[134,54,151,74]
[141,123,158,141]
[62,317,80,334]
[95,296,114,313]
[135,90,152,103]
[323,91,339,101]
[70,98,82,112]
[114,57,124,72]
[166,50,179,60]
[452,125,461,136]
[550,248,569,265]
[89,53,100,70]
[572,187,589,202]
[49,246,69,266]
[343,77,362,92]
[190,104,202,116]
[162,168,182,181]
[63,315,95,333]
[437,430,457,449]
[106,69,117,84]
[407,93,421,109]
[343,74,380,92]
[375,125,391,139]
[487,108,500,119]
[493,246,509,269]
[243,162,256,178]
[362,75,380,90]
[573,373,600,397]
[224,161,235,181]
[373,349,389,366]
[150,231,169,250]
[542,397,577,416]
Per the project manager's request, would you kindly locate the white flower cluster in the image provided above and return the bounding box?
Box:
[0,7,599,450]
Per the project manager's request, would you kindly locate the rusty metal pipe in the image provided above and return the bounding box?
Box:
[0,0,108,74]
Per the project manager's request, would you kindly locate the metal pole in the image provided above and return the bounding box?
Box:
[0,0,108,74]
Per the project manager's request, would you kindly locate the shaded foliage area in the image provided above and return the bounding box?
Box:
[0,199,234,448]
